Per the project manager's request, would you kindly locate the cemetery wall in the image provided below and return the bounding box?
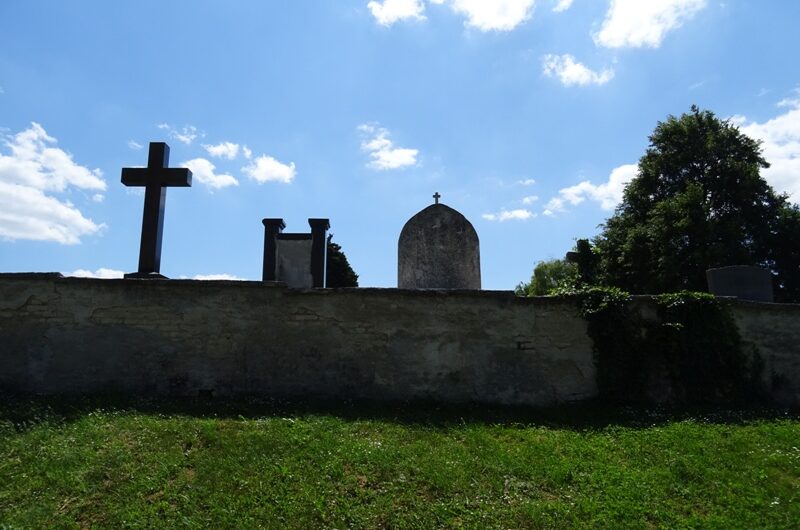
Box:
[730,302,800,405]
[0,276,798,406]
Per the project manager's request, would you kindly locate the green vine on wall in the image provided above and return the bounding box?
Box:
[562,287,764,405]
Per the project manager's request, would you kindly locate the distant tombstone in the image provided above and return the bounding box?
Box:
[398,193,481,289]
[121,142,192,279]
[262,218,329,288]
[706,265,774,302]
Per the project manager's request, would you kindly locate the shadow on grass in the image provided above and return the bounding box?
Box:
[1,393,797,433]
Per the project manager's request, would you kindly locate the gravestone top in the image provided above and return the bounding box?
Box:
[398,201,481,290]
[706,265,774,302]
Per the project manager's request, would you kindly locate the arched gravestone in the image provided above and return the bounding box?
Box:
[398,196,481,289]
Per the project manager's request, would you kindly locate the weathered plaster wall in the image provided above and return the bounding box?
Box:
[622,297,800,406]
[1,276,798,406]
[731,302,800,405]
[0,276,594,405]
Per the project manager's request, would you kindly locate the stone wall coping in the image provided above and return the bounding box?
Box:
[1,274,799,308]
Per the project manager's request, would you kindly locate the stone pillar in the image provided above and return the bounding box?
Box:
[308,218,330,288]
[262,218,286,282]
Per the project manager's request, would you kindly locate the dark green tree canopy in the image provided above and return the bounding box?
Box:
[326,235,359,288]
[595,106,800,301]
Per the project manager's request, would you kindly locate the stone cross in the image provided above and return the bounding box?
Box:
[121,142,192,278]
[433,192,441,204]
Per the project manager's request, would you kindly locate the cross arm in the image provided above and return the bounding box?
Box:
[121,167,193,187]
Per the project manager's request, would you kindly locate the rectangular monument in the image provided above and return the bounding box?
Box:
[262,218,329,288]
[276,236,314,288]
[706,265,774,302]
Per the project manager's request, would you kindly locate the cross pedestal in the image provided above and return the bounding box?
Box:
[121,142,192,279]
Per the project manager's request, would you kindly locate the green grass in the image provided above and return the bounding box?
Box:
[1,399,798,529]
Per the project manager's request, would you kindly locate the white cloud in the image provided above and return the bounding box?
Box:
[736,96,800,202]
[0,183,105,244]
[242,155,296,184]
[594,0,707,49]
[446,0,537,31]
[182,158,239,190]
[542,197,565,216]
[203,141,240,160]
[92,193,104,203]
[517,178,536,186]
[522,195,539,205]
[127,140,143,150]
[777,90,800,108]
[539,96,800,216]
[157,123,200,145]
[0,123,105,192]
[242,145,253,160]
[368,0,426,26]
[71,269,250,281]
[560,164,637,209]
[543,164,638,215]
[67,268,125,279]
[0,123,105,244]
[368,0,539,32]
[191,273,248,281]
[542,54,614,87]
[688,80,706,91]
[358,123,419,170]
[482,208,536,221]
[552,0,573,12]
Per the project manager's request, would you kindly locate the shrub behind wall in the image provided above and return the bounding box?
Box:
[573,288,764,405]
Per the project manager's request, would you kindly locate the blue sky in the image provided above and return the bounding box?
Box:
[1,0,799,288]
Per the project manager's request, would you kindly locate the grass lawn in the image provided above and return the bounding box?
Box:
[0,398,798,529]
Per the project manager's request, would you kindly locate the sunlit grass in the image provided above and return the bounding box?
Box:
[1,399,798,528]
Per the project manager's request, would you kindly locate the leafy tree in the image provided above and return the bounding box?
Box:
[516,258,578,296]
[594,106,800,301]
[326,235,359,288]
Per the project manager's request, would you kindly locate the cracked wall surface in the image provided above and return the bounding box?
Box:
[0,276,798,406]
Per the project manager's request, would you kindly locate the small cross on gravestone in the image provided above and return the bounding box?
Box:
[121,142,192,279]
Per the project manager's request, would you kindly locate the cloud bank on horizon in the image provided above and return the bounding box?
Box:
[65,268,250,281]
